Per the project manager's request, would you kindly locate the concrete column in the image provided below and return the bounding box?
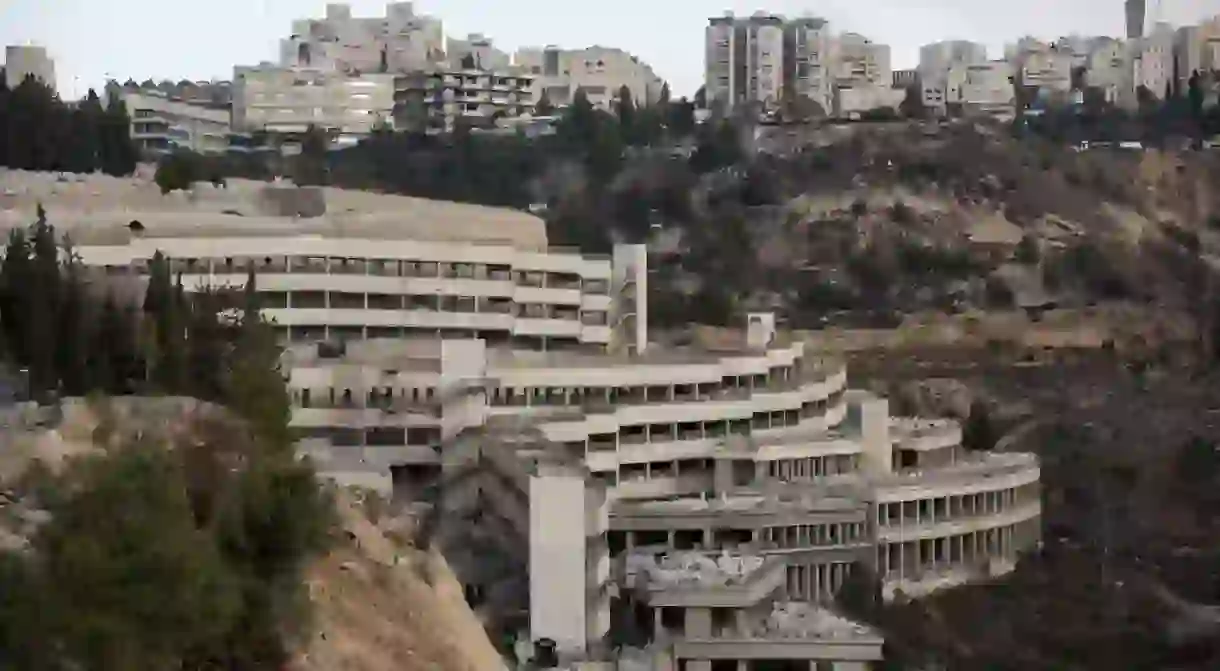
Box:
[688,661,711,671]
[736,659,748,671]
[653,608,662,639]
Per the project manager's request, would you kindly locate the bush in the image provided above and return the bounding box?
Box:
[154,151,201,194]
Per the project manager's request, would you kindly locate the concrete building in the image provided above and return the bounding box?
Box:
[1008,39,1073,96]
[784,17,836,114]
[1125,0,1147,40]
[279,2,444,74]
[1083,37,1128,102]
[3,45,56,91]
[918,40,987,72]
[109,89,231,155]
[1127,23,1177,104]
[832,85,904,117]
[1174,17,1220,94]
[393,66,534,133]
[831,33,891,88]
[446,33,511,71]
[891,69,918,90]
[704,12,787,110]
[56,190,1042,669]
[514,45,666,111]
[232,64,395,143]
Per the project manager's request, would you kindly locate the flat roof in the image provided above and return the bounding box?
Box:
[0,171,548,250]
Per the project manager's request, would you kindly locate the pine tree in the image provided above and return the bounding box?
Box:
[225,269,293,453]
[0,227,32,363]
[27,206,61,396]
[55,237,90,395]
[100,96,137,176]
[535,89,554,116]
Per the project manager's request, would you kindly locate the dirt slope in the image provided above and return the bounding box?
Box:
[291,492,507,671]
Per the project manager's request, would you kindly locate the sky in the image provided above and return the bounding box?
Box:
[3,0,1220,99]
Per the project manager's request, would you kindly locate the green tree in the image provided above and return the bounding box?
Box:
[22,443,242,670]
[962,399,997,452]
[294,124,330,185]
[616,85,636,139]
[100,95,137,176]
[154,150,201,194]
[535,89,555,116]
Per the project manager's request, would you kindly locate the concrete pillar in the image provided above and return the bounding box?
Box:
[688,661,711,671]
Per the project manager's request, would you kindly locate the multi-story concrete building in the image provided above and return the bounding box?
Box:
[1174,17,1220,94]
[393,66,534,133]
[446,33,510,71]
[784,17,835,114]
[1008,39,1073,97]
[1126,0,1147,40]
[918,40,988,73]
[279,2,444,74]
[831,33,891,88]
[1125,23,1177,105]
[514,45,666,111]
[58,190,1043,670]
[1083,37,1128,102]
[3,45,56,91]
[232,64,394,143]
[108,88,231,155]
[704,12,786,110]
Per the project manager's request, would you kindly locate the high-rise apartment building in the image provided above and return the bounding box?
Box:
[1125,0,1146,40]
[784,17,835,113]
[3,45,56,92]
[279,2,444,74]
[704,12,786,110]
[918,40,988,72]
[514,46,665,110]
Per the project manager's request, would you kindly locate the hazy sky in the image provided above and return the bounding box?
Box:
[3,0,1220,99]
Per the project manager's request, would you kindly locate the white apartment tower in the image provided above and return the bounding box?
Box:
[705,12,786,110]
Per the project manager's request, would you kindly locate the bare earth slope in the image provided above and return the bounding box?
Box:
[293,492,507,671]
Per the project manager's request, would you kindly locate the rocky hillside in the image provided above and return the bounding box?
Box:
[643,120,1220,334]
[0,396,504,671]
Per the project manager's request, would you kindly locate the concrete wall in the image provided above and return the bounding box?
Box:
[529,471,591,655]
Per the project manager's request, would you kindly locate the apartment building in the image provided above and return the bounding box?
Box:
[705,12,787,110]
[918,40,988,72]
[1008,39,1073,96]
[3,45,56,91]
[832,33,891,88]
[393,66,534,133]
[513,45,666,111]
[108,88,231,155]
[279,2,444,74]
[1175,17,1220,94]
[232,64,394,142]
[1122,23,1177,107]
[784,17,835,114]
[446,33,511,71]
[1082,38,1128,103]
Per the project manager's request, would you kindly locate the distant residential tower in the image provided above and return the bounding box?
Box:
[1125,0,1146,39]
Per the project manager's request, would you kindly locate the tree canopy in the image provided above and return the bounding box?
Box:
[0,76,136,175]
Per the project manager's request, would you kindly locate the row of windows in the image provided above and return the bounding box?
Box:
[112,257,611,292]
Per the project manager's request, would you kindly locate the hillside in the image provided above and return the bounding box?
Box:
[0,396,505,671]
[294,490,506,671]
[632,120,1220,337]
